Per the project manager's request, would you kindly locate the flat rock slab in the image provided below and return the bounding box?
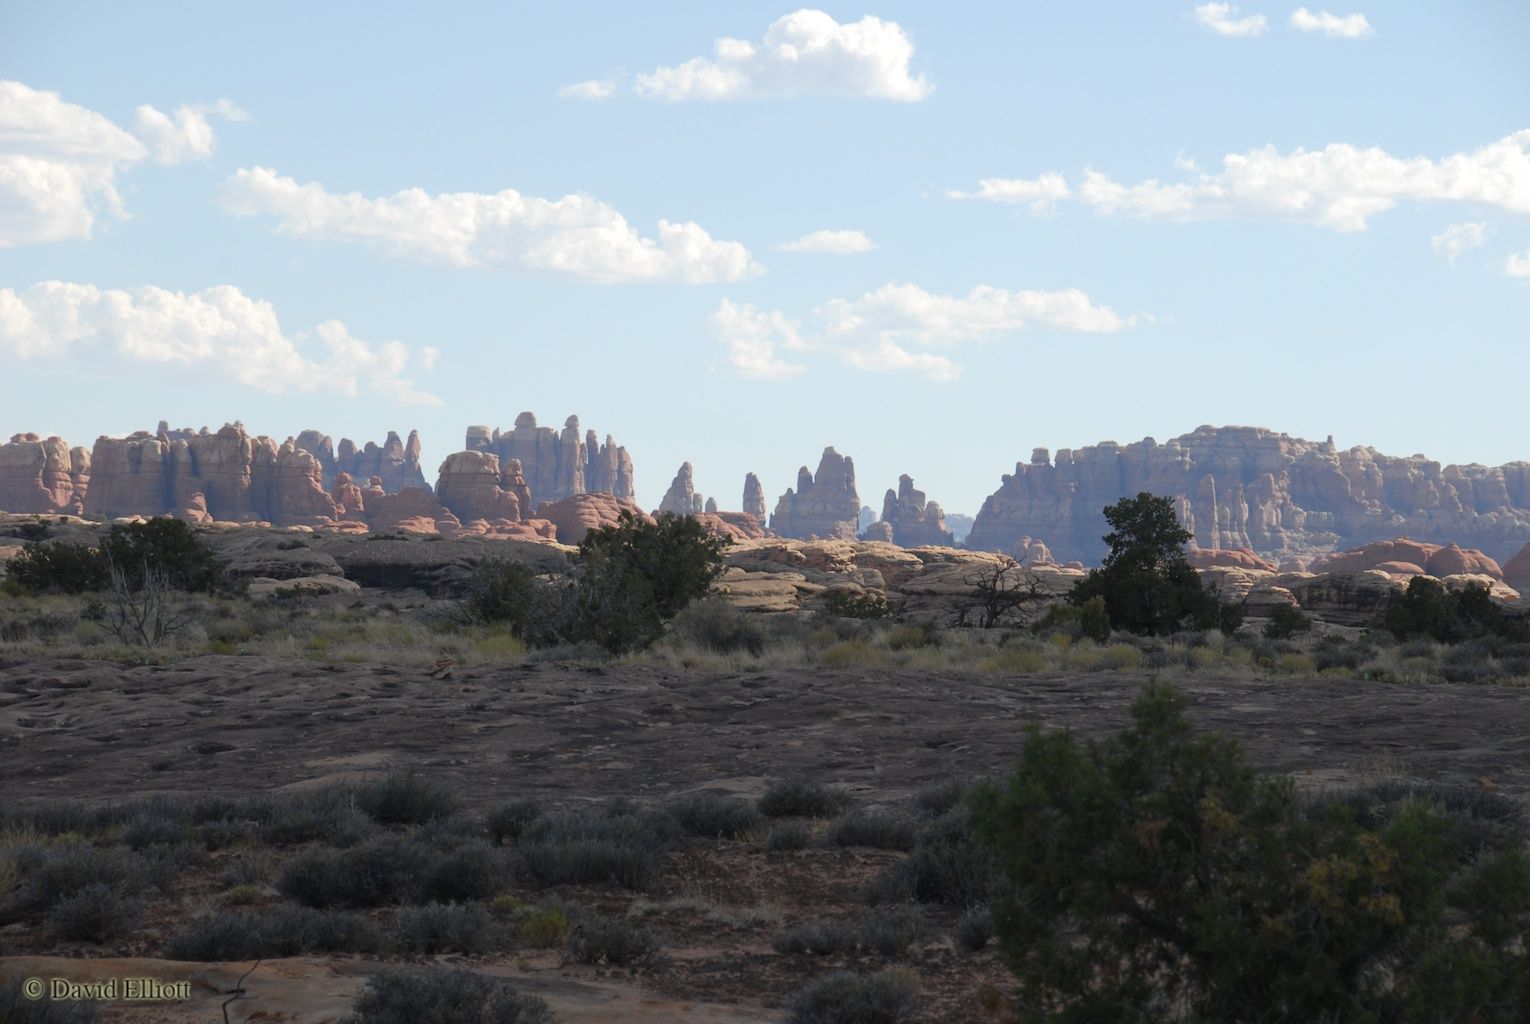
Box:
[2,656,1528,809]
[0,956,780,1023]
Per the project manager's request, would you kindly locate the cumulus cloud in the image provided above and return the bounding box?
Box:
[710,299,808,379]
[1508,251,1530,279]
[713,282,1138,381]
[1193,3,1268,37]
[947,173,1070,212]
[0,281,441,405]
[1289,7,1373,39]
[556,79,616,101]
[1431,222,1486,264]
[133,99,248,164]
[779,228,875,254]
[955,132,1530,232]
[574,9,930,102]
[0,80,242,247]
[222,167,760,284]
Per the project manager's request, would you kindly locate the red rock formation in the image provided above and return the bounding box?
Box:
[876,474,952,547]
[83,424,340,526]
[0,434,90,514]
[1186,547,1279,572]
[466,413,635,507]
[968,427,1530,566]
[537,493,651,545]
[331,472,366,519]
[333,430,428,493]
[1504,542,1530,591]
[743,473,766,519]
[704,497,718,514]
[366,487,459,535]
[434,451,523,524]
[1309,538,1503,580]
[695,512,766,542]
[658,462,703,515]
[771,448,860,541]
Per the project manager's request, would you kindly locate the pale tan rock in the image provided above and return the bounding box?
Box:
[246,574,361,598]
[877,474,952,546]
[658,462,699,515]
[742,472,767,518]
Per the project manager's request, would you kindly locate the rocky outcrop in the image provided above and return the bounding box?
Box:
[0,434,90,515]
[771,448,860,541]
[876,475,953,547]
[466,413,634,507]
[1187,547,1279,572]
[1506,543,1530,595]
[658,463,702,515]
[968,426,1530,566]
[743,473,766,519]
[537,493,651,545]
[81,426,344,526]
[695,512,767,542]
[945,513,975,545]
[1309,538,1503,580]
[435,451,525,524]
[335,431,428,493]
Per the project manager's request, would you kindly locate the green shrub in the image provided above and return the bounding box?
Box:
[564,914,659,966]
[99,518,222,593]
[345,967,552,1024]
[391,902,496,954]
[759,778,854,819]
[486,799,543,844]
[775,907,924,956]
[767,822,811,852]
[1385,577,1530,645]
[786,969,918,1024]
[423,842,509,903]
[352,768,456,825]
[166,906,383,960]
[828,810,917,851]
[971,680,1530,1021]
[1032,597,1110,644]
[884,623,935,650]
[914,779,972,817]
[667,597,766,654]
[821,588,891,619]
[954,904,992,952]
[5,541,107,594]
[44,882,142,942]
[278,837,437,908]
[1066,494,1225,636]
[515,805,674,889]
[1264,603,1313,639]
[515,906,570,947]
[462,559,541,634]
[666,792,764,839]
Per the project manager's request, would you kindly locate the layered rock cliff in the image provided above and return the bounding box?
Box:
[0,434,90,515]
[658,462,705,515]
[968,426,1530,566]
[770,448,860,541]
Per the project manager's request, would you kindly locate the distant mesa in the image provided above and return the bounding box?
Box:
[968,425,1530,566]
[465,412,633,507]
[771,447,860,541]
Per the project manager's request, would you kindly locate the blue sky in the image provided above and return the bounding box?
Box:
[2,2,1527,515]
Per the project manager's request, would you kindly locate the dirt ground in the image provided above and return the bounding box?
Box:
[4,656,1529,808]
[3,656,1530,1023]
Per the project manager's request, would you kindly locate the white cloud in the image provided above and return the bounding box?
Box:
[1290,7,1373,39]
[710,299,808,380]
[713,282,1138,382]
[947,173,1070,212]
[1193,3,1269,37]
[0,281,441,405]
[956,131,1530,232]
[557,79,616,101]
[779,228,875,254]
[0,81,243,247]
[222,166,760,284]
[1431,222,1486,264]
[133,99,247,164]
[627,9,931,101]
[1508,251,1530,279]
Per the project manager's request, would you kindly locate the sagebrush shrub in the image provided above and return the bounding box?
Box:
[786,969,918,1024]
[344,967,552,1024]
[759,779,853,819]
[564,914,659,966]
